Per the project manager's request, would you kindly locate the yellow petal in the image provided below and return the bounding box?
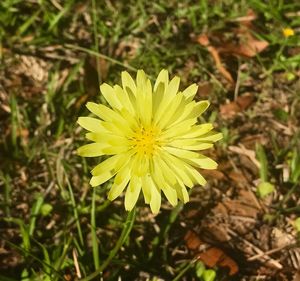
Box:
[180,123,213,139]
[160,118,197,139]
[91,155,119,176]
[152,82,165,115]
[150,156,168,188]
[153,77,180,125]
[125,176,142,211]
[86,102,125,124]
[173,181,189,203]
[167,101,196,127]
[131,153,149,176]
[164,146,200,159]
[108,165,131,200]
[119,108,139,130]
[162,185,177,206]
[187,101,210,119]
[90,171,115,187]
[77,117,106,133]
[135,71,153,127]
[163,97,189,128]
[102,145,129,155]
[114,85,135,115]
[156,92,183,129]
[182,83,198,102]
[142,80,153,127]
[122,71,137,96]
[160,151,194,188]
[165,76,180,99]
[102,120,132,136]
[154,156,177,186]
[154,69,169,92]
[150,181,161,214]
[77,143,107,157]
[85,132,127,143]
[141,175,152,204]
[196,131,223,142]
[184,164,207,186]
[186,155,218,170]
[136,70,147,92]
[169,139,213,150]
[91,154,126,176]
[100,83,122,109]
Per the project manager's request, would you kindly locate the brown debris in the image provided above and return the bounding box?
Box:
[197,34,235,85]
[196,9,268,87]
[220,93,255,119]
[184,230,239,276]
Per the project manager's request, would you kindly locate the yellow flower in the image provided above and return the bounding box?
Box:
[77,70,222,213]
[282,28,294,38]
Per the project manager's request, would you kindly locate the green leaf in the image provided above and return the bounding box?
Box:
[256,144,268,182]
[202,269,216,281]
[41,203,53,216]
[195,261,205,278]
[257,182,275,198]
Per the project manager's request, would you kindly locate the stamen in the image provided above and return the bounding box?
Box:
[130,126,161,156]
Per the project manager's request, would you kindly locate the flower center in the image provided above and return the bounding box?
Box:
[131,126,160,156]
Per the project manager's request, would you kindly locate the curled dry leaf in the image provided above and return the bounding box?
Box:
[184,230,239,276]
[197,34,235,85]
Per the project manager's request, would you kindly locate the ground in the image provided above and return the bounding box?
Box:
[0,0,300,280]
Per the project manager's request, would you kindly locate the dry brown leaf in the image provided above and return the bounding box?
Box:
[197,82,214,99]
[200,169,225,180]
[197,247,239,276]
[184,230,204,251]
[184,230,239,276]
[220,38,269,58]
[195,9,268,88]
[220,101,240,119]
[220,93,254,119]
[197,34,235,85]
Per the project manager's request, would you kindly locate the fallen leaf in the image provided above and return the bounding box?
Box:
[197,34,234,85]
[198,247,239,276]
[195,9,268,88]
[219,38,269,58]
[184,230,204,250]
[220,93,254,119]
[220,101,240,119]
[184,230,239,276]
[197,82,214,99]
[200,169,225,180]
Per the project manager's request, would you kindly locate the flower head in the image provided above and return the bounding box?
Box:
[282,28,294,38]
[77,70,222,213]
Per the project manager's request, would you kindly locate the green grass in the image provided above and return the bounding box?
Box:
[0,0,300,280]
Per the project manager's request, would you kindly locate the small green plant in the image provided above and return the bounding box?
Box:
[256,144,275,198]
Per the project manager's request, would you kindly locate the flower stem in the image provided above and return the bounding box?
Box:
[81,208,136,281]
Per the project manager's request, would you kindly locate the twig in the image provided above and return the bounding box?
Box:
[248,243,295,262]
[227,229,282,269]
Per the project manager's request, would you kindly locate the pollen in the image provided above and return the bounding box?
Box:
[131,126,161,155]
